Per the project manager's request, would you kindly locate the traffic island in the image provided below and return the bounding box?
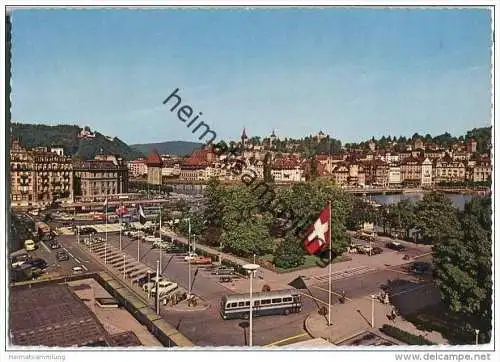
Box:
[165,296,210,312]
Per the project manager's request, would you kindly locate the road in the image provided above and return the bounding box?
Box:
[37,215,437,347]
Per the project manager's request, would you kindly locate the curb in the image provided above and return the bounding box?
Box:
[303,314,315,338]
[166,303,211,313]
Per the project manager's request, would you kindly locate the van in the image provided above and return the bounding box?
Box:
[24,240,36,251]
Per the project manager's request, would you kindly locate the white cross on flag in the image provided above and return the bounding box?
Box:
[303,205,330,254]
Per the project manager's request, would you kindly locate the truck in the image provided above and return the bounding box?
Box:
[35,222,51,236]
[24,239,36,251]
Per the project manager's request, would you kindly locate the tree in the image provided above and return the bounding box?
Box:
[203,177,225,229]
[415,192,460,243]
[273,236,305,269]
[395,199,416,239]
[219,217,273,257]
[433,197,492,342]
[347,197,377,230]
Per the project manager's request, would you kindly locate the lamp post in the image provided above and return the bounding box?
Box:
[243,263,260,348]
[147,271,152,299]
[475,329,479,345]
[186,217,192,298]
[119,213,122,251]
[123,255,126,279]
[156,260,160,314]
[371,294,375,328]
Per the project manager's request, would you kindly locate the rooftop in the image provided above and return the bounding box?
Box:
[10,283,112,347]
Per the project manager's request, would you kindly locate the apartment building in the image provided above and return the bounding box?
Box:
[73,158,128,201]
[127,158,148,178]
[10,140,73,206]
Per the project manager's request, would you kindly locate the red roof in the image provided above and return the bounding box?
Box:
[145,151,163,166]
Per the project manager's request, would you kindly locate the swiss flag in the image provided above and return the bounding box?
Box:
[303,205,330,254]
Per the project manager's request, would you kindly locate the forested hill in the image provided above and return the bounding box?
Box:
[11,123,143,160]
[131,141,203,157]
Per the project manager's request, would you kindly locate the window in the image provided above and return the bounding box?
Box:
[283,297,292,303]
[230,303,237,308]
[272,298,282,304]
[238,302,245,307]
[245,301,250,306]
[261,299,271,305]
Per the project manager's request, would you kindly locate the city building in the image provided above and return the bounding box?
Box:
[388,164,402,186]
[466,138,477,153]
[421,158,433,186]
[10,140,73,207]
[433,157,466,183]
[127,158,148,178]
[400,156,422,186]
[73,157,128,201]
[469,159,492,182]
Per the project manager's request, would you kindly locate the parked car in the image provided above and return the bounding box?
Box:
[80,227,97,235]
[56,251,69,262]
[29,258,48,270]
[211,267,235,276]
[49,240,61,249]
[191,256,212,265]
[72,266,84,274]
[152,240,172,249]
[137,272,158,287]
[371,247,384,255]
[386,241,406,251]
[358,245,372,254]
[152,281,179,297]
[166,245,187,254]
[184,252,198,261]
[142,277,169,293]
[410,262,431,275]
[11,253,31,268]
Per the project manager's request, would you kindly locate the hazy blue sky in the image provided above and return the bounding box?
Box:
[11,8,492,145]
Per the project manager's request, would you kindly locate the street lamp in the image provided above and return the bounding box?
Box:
[475,329,480,345]
[123,254,126,279]
[243,263,260,348]
[371,294,376,328]
[147,271,153,299]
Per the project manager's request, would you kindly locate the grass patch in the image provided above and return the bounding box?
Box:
[380,324,436,345]
[404,303,484,344]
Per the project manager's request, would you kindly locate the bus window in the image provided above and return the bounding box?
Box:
[272,298,282,304]
[238,302,245,307]
[261,299,271,305]
[231,303,237,308]
[254,301,260,306]
[226,303,231,309]
[283,297,292,303]
[245,301,250,306]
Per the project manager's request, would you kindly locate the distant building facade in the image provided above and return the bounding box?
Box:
[10,140,73,206]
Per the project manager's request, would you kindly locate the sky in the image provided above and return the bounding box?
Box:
[11,7,492,145]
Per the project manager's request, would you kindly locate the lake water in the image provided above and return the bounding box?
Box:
[372,193,476,211]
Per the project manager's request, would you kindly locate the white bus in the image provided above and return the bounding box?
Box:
[220,289,302,320]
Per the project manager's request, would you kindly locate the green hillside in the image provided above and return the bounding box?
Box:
[131,140,203,157]
[11,123,143,160]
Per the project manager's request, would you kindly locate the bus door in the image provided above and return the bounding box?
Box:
[253,300,261,316]
[292,294,302,312]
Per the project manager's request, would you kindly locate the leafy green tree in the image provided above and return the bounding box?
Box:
[220,217,273,257]
[395,199,416,239]
[347,197,377,229]
[433,197,492,342]
[273,236,305,269]
[221,185,259,231]
[203,177,225,228]
[415,192,460,243]
[176,212,204,236]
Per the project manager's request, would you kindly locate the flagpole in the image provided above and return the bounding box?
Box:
[159,206,162,274]
[105,198,108,265]
[328,200,332,326]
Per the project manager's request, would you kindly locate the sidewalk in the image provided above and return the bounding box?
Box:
[304,296,449,345]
